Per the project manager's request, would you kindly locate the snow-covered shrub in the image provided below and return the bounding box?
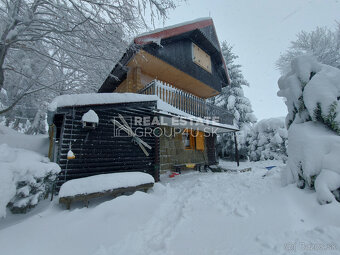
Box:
[0,144,60,217]
[218,125,253,161]
[278,56,340,204]
[248,117,288,162]
[278,56,340,133]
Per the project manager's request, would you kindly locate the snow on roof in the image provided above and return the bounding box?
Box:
[48,93,159,112]
[136,17,211,38]
[134,17,212,45]
[59,172,154,198]
[48,92,237,131]
[82,110,99,124]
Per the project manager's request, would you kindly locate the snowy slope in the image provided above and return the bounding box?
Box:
[0,125,49,155]
[0,161,339,255]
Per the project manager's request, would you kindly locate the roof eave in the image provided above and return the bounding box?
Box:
[134,18,213,45]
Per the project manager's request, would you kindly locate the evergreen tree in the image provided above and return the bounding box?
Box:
[248,117,288,162]
[214,42,256,160]
[277,26,340,74]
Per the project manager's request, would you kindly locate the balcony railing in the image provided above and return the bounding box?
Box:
[138,80,234,125]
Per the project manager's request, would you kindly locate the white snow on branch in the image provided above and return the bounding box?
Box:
[278,56,340,204]
[315,169,340,205]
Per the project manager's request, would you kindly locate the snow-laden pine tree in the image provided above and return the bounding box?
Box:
[248,117,288,162]
[214,42,256,160]
[278,55,340,204]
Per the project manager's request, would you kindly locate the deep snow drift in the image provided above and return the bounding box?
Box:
[0,161,339,255]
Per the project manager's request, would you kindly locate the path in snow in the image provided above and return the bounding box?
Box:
[1,160,340,255]
[95,161,340,255]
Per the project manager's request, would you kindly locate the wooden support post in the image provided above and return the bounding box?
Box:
[66,199,71,210]
[154,129,160,182]
[234,132,240,167]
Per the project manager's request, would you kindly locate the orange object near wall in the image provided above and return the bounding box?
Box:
[196,131,205,151]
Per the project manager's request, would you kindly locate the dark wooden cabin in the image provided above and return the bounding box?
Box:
[48,18,238,188]
[48,97,159,189]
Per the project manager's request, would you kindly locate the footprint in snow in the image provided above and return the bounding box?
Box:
[233,205,255,217]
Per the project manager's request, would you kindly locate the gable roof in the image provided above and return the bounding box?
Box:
[134,17,214,44]
[98,18,230,93]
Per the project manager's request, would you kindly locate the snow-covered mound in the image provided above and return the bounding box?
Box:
[248,117,287,162]
[59,172,155,198]
[0,143,60,217]
[278,56,340,204]
[0,124,49,155]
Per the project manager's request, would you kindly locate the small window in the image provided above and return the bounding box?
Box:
[192,43,212,73]
[182,129,195,150]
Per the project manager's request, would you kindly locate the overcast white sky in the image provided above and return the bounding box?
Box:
[153,0,340,120]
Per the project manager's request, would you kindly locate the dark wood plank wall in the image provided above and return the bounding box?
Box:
[54,101,159,189]
[206,134,218,165]
[143,38,224,92]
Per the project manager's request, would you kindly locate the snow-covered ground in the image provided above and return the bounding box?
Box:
[0,160,339,255]
[0,124,49,155]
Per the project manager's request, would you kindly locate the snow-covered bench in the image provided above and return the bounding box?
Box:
[59,172,155,209]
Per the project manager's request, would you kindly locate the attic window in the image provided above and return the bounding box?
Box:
[192,43,212,73]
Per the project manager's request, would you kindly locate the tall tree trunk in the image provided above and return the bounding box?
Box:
[0,46,8,92]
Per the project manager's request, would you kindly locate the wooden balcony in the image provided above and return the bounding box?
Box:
[138,80,234,125]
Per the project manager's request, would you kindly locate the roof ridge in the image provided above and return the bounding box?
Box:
[134,17,213,45]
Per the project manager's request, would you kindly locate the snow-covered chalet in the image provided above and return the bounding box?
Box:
[48,18,238,188]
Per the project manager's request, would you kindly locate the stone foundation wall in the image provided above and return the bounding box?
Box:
[159,126,208,173]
